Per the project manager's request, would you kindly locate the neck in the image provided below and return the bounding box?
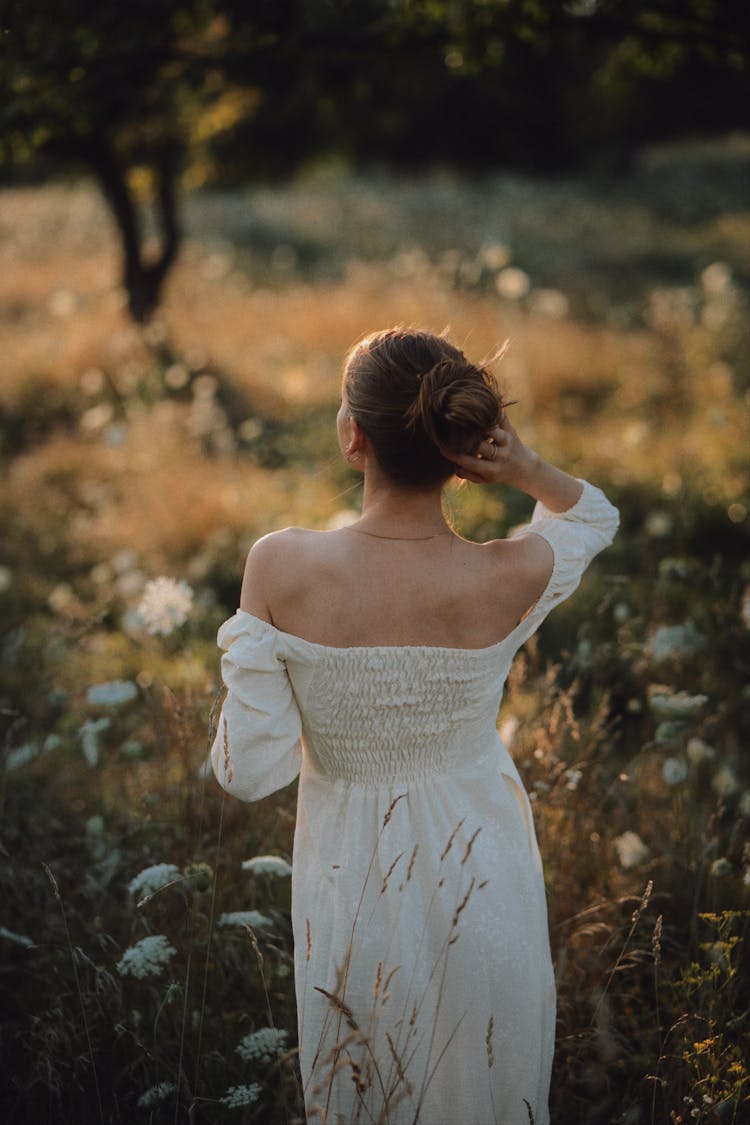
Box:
[357,471,449,536]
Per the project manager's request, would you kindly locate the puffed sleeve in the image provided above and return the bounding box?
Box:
[210,612,302,802]
[512,479,619,634]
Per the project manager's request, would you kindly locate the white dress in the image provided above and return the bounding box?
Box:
[211,481,619,1125]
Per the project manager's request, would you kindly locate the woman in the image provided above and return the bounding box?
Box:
[212,327,618,1125]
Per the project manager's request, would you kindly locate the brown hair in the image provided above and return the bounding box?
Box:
[343,327,504,488]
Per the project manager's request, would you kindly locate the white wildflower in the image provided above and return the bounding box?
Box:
[5,742,39,771]
[218,911,274,930]
[662,757,687,786]
[137,1082,176,1108]
[645,622,703,663]
[712,765,739,799]
[564,768,583,791]
[614,831,648,869]
[686,738,716,766]
[116,934,176,979]
[128,863,181,899]
[87,680,138,706]
[0,925,35,948]
[236,1027,288,1064]
[645,511,673,538]
[113,549,138,574]
[241,855,292,878]
[220,1084,261,1108]
[137,576,193,636]
[647,688,708,721]
[613,602,631,624]
[79,717,110,767]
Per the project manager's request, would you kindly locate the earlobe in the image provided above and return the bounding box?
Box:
[347,417,367,460]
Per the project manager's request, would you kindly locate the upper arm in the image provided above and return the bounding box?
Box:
[239,531,288,622]
[506,532,555,617]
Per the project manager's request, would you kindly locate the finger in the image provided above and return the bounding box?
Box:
[447,448,482,470]
[475,438,502,461]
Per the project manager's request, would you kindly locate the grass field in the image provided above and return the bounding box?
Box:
[1,154,749,1123]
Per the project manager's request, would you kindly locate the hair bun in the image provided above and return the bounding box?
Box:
[405,359,501,456]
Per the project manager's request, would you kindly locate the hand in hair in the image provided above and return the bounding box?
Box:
[447,414,537,486]
[447,414,584,512]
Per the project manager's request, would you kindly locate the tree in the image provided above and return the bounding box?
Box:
[1,0,747,322]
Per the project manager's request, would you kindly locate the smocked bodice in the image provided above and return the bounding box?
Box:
[290,643,508,784]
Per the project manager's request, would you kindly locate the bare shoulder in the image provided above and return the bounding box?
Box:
[240,527,337,620]
[477,531,555,604]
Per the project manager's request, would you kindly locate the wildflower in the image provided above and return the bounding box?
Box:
[128,863,181,899]
[5,742,38,771]
[564,768,583,791]
[645,511,673,538]
[184,862,213,893]
[218,911,274,930]
[647,687,708,721]
[136,576,193,636]
[710,858,732,878]
[116,934,176,979]
[79,717,110,768]
[236,1027,288,1064]
[645,622,702,663]
[687,738,716,766]
[87,680,138,706]
[241,855,292,877]
[712,765,739,798]
[137,1082,176,1108]
[662,757,687,786]
[613,602,631,624]
[614,831,648,869]
[220,1084,261,1108]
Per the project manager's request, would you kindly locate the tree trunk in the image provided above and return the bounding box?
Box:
[79,134,181,323]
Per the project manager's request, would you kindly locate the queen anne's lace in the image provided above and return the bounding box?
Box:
[218,910,273,929]
[137,576,193,636]
[236,1027,288,1064]
[241,855,292,877]
[220,1084,261,1108]
[137,1082,176,1108]
[116,934,176,979]
[128,863,180,899]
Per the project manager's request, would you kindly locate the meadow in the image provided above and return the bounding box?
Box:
[1,151,749,1123]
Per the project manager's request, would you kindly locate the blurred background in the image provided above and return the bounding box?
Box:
[1,2,749,1123]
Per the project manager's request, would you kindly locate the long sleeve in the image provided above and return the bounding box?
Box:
[211,612,302,802]
[511,479,619,637]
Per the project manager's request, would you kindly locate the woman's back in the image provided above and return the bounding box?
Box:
[241,523,554,650]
